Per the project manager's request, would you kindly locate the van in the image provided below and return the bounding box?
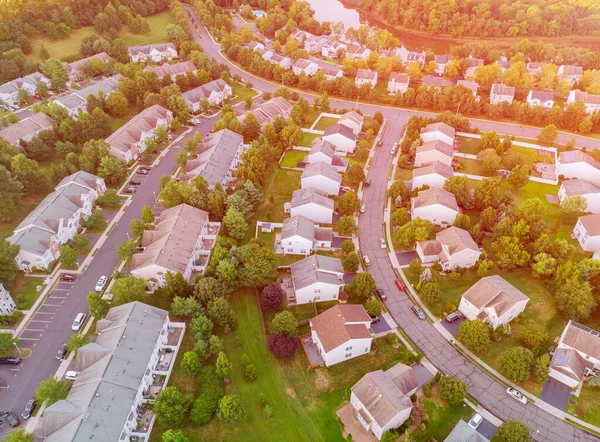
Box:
[71,313,86,331]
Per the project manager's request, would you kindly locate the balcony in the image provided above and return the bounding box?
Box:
[132,405,154,435]
[154,349,175,373]
[142,375,165,402]
[166,325,183,346]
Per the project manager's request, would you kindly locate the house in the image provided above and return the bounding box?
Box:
[128,43,178,63]
[458,275,529,329]
[526,90,554,108]
[388,73,410,95]
[416,227,481,270]
[549,320,600,389]
[556,151,600,185]
[301,161,342,195]
[355,69,378,88]
[346,45,371,59]
[566,90,600,115]
[291,30,312,44]
[411,188,459,226]
[572,214,600,259]
[182,79,232,112]
[256,47,274,62]
[496,57,514,72]
[144,61,197,81]
[338,111,364,136]
[421,75,454,88]
[268,53,292,70]
[246,41,265,51]
[0,284,16,316]
[434,55,452,75]
[310,304,372,365]
[558,65,583,84]
[307,138,348,172]
[292,255,344,305]
[444,420,491,442]
[304,35,328,53]
[322,41,347,58]
[292,58,319,76]
[0,72,51,106]
[411,161,453,189]
[526,62,546,75]
[62,52,112,82]
[414,140,453,167]
[279,215,332,255]
[350,363,419,440]
[420,122,456,146]
[37,302,185,442]
[456,80,479,96]
[320,65,344,80]
[0,112,54,146]
[131,204,220,286]
[322,124,357,155]
[288,187,334,223]
[490,83,515,105]
[182,129,246,187]
[239,97,292,125]
[105,105,172,162]
[55,75,120,118]
[404,51,426,68]
[8,172,106,271]
[558,179,600,213]
[464,58,484,78]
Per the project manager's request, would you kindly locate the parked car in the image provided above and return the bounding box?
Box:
[139,166,151,172]
[379,238,386,249]
[33,94,40,99]
[376,288,387,301]
[56,342,67,360]
[129,179,142,186]
[95,276,108,292]
[360,204,366,213]
[124,187,137,194]
[71,313,87,331]
[364,179,372,187]
[189,119,198,126]
[506,387,527,404]
[2,412,20,427]
[468,413,482,429]
[369,314,381,323]
[411,305,426,320]
[363,255,371,267]
[65,371,79,381]
[0,356,21,365]
[341,185,353,192]
[445,311,463,323]
[167,134,175,140]
[21,398,37,419]
[59,273,76,281]
[137,168,150,175]
[394,278,405,291]
[391,142,398,155]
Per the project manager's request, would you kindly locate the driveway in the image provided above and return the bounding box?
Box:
[412,362,434,387]
[541,377,573,411]
[477,417,498,440]
[395,251,419,267]
[440,316,465,336]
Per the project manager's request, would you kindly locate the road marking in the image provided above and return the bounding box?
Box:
[30,320,51,323]
[46,297,66,300]
[18,338,39,341]
[51,288,70,292]
[0,386,9,389]
[9,369,19,372]
[34,311,54,314]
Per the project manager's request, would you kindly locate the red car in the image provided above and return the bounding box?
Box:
[394,278,405,291]
[60,273,76,281]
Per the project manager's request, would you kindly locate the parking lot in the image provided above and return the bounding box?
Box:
[124,166,153,195]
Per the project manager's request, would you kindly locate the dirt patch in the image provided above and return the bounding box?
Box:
[285,387,297,398]
[314,368,332,391]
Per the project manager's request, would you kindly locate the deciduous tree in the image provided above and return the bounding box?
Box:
[154,387,188,428]
[500,346,533,381]
[440,376,467,406]
[270,311,297,336]
[492,420,532,442]
[217,394,245,423]
[457,319,490,352]
[268,334,298,357]
[352,272,376,298]
[260,283,284,311]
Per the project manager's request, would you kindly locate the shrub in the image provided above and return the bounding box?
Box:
[268,334,298,357]
[500,346,533,381]
[440,376,467,406]
[270,311,297,336]
[260,283,284,311]
[423,383,432,397]
[240,354,250,366]
[263,404,273,419]
[244,363,258,382]
[190,367,224,425]
[365,299,382,317]
[457,320,490,352]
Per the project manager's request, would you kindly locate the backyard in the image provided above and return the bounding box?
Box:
[313,116,339,132]
[298,132,320,148]
[231,83,258,104]
[279,149,307,168]
[568,384,600,427]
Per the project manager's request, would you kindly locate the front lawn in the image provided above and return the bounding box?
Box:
[12,276,46,310]
[298,132,320,147]
[231,83,258,104]
[313,116,340,131]
[280,150,307,168]
[456,157,483,176]
[568,384,600,426]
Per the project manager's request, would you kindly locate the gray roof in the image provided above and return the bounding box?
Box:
[57,76,120,110]
[291,187,334,210]
[183,128,243,186]
[281,215,316,241]
[309,138,336,159]
[182,79,229,106]
[444,420,490,442]
[323,123,357,141]
[291,255,343,290]
[41,302,170,442]
[0,112,54,144]
[128,43,176,56]
[302,161,342,184]
[55,93,85,110]
[0,82,17,95]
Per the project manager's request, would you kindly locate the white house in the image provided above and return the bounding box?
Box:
[310,304,372,365]
[549,320,600,389]
[304,35,328,53]
[416,227,481,271]
[458,275,529,330]
[572,214,600,259]
[55,75,120,118]
[338,111,363,136]
[144,61,197,81]
[268,53,292,70]
[0,284,16,316]
[8,172,106,271]
[404,51,426,67]
[131,204,220,286]
[288,187,334,223]
[291,255,344,305]
[411,161,453,189]
[307,138,349,172]
[355,69,378,88]
[558,65,583,84]
[490,83,515,105]
[279,215,332,255]
[566,90,600,115]
[301,161,342,195]
[388,73,410,95]
[464,58,484,79]
[255,47,274,61]
[526,90,554,108]
[445,420,492,442]
[420,122,456,146]
[346,45,370,59]
[105,105,172,162]
[411,188,459,226]
[558,179,600,213]
[292,58,319,76]
[434,55,452,75]
[556,151,600,185]
[414,140,453,167]
[246,41,265,51]
[0,72,50,106]
[456,80,479,96]
[62,53,112,82]
[350,363,419,440]
[239,96,292,125]
[526,62,546,75]
[322,41,347,58]
[320,65,344,80]
[322,123,357,155]
[182,79,232,112]
[128,43,178,63]
[0,112,54,146]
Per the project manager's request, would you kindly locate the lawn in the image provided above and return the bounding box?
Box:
[232,83,258,104]
[280,149,307,168]
[456,157,483,176]
[11,276,46,310]
[298,132,320,147]
[568,384,600,426]
[313,116,340,132]
[28,11,172,62]
[256,229,304,267]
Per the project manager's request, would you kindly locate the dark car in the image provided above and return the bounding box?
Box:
[59,273,76,282]
[129,179,142,186]
[412,305,426,320]
[139,166,151,171]
[445,311,463,323]
[376,288,387,301]
[56,342,67,360]
[124,187,137,194]
[0,356,21,365]
[2,412,20,427]
[369,314,381,323]
[394,278,405,291]
[21,398,36,419]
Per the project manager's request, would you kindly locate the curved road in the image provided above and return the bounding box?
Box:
[183,7,600,441]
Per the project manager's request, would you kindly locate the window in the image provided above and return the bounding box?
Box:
[314,289,321,294]
[345,353,351,358]
[345,346,353,351]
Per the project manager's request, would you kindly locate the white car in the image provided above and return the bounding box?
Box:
[363,255,371,267]
[468,413,482,429]
[360,204,366,213]
[506,387,527,405]
[379,238,386,249]
[390,142,398,155]
[71,313,87,331]
[95,275,108,292]
[65,371,79,381]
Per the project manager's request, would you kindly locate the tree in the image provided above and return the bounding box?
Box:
[40,58,69,89]
[492,236,531,269]
[507,164,530,189]
[534,353,551,383]
[190,315,213,341]
[408,258,423,277]
[348,164,365,183]
[388,179,410,203]
[390,208,409,228]
[35,377,70,406]
[480,131,500,152]
[270,311,297,336]
[162,429,188,442]
[215,351,233,379]
[242,112,261,141]
[98,156,126,184]
[111,275,147,305]
[0,333,18,356]
[500,346,533,381]
[141,205,155,225]
[477,149,502,176]
[0,240,20,286]
[440,376,467,406]
[341,251,360,272]
[260,283,283,311]
[5,429,34,442]
[537,124,558,147]
[492,420,532,442]
[171,296,203,318]
[560,195,587,223]
[59,245,77,266]
[84,210,106,230]
[117,238,137,261]
[87,292,109,318]
[195,277,228,305]
[182,351,199,374]
[163,271,193,299]
[223,207,248,240]
[218,394,245,423]
[420,281,441,303]
[0,165,23,222]
[453,214,471,230]
[337,215,357,235]
[341,240,356,254]
[107,92,128,116]
[154,387,188,428]
[393,218,433,247]
[457,319,490,352]
[66,333,88,352]
[338,191,361,214]
[11,154,47,195]
[244,363,257,382]
[365,299,382,317]
[71,233,89,252]
[352,272,376,297]
[555,277,596,320]
[207,297,235,329]
[268,334,298,357]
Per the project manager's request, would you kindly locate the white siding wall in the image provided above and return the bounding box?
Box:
[282,235,313,255]
[443,248,481,270]
[412,173,447,189]
[573,220,600,252]
[323,337,372,367]
[458,297,479,321]
[494,299,528,328]
[412,204,458,226]
[290,204,333,224]
[557,163,600,185]
[307,152,333,165]
[301,176,340,196]
[322,134,356,154]
[414,151,452,167]
[548,368,580,389]
[420,132,454,147]
[295,281,341,305]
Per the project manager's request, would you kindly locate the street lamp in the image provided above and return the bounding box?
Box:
[13,342,21,355]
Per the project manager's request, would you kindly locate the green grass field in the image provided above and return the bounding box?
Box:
[232,83,259,104]
[12,276,46,310]
[313,116,339,131]
[298,132,320,147]
[568,385,600,426]
[280,150,306,168]
[28,11,172,61]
